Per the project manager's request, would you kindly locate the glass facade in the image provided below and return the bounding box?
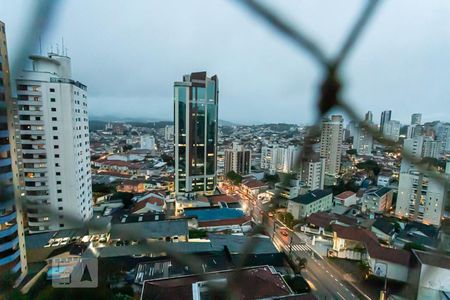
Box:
[174,72,218,195]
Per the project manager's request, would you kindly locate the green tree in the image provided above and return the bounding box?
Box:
[226,170,243,186]
[264,173,280,184]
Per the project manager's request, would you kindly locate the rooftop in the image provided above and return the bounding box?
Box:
[412,249,450,269]
[290,189,332,205]
[365,186,392,198]
[334,191,356,200]
[140,265,292,300]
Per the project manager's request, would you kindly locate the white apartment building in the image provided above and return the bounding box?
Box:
[382,120,401,142]
[348,121,373,155]
[164,125,174,141]
[12,53,92,232]
[260,144,300,174]
[287,189,333,219]
[140,135,155,150]
[401,136,442,172]
[320,115,343,175]
[299,154,325,190]
[396,169,447,226]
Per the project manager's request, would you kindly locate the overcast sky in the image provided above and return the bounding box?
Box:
[1,0,449,125]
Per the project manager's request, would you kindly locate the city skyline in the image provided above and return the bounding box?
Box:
[1,1,450,125]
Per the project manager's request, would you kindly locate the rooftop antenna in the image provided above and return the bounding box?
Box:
[50,44,53,53]
[56,43,59,55]
[61,37,65,56]
[65,48,68,57]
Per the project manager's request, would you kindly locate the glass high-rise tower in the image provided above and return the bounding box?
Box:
[174,72,218,196]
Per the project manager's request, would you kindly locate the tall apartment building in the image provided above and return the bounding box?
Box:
[260,144,300,174]
[299,153,325,190]
[320,115,343,175]
[164,125,174,141]
[1,20,27,275]
[365,111,373,123]
[396,169,448,226]
[401,136,442,172]
[140,135,155,150]
[379,110,392,133]
[411,113,422,125]
[348,121,373,155]
[224,142,251,175]
[11,53,92,232]
[174,72,218,196]
[382,120,401,142]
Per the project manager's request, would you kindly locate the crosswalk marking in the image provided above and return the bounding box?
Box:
[285,244,311,252]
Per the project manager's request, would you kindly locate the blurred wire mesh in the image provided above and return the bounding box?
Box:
[6,0,450,299]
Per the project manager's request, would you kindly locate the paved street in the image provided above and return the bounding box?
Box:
[265,215,372,300]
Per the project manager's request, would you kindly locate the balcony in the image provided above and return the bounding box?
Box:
[16,89,41,96]
[17,100,42,106]
[0,211,16,224]
[18,110,43,116]
[24,185,48,192]
[0,248,20,267]
[0,223,18,239]
[0,236,19,252]
[19,139,46,145]
[18,120,45,126]
[0,130,9,138]
[20,130,45,135]
[0,144,10,153]
[22,149,46,155]
[0,158,11,168]
[0,171,13,181]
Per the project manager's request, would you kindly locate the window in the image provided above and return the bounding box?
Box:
[52,117,57,121]
[52,126,57,130]
[55,154,59,158]
[57,181,61,184]
[56,172,61,176]
[50,98,56,102]
[54,145,59,149]
[59,224,64,228]
[57,189,62,193]
[51,108,56,112]
[50,88,55,92]
[53,136,58,140]
[58,207,63,211]
[55,163,60,167]
[57,198,62,202]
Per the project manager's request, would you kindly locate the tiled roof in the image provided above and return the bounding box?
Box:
[332,224,410,266]
[412,249,450,269]
[334,191,355,200]
[198,216,250,228]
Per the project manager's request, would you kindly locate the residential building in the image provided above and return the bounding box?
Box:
[379,110,391,133]
[334,191,358,207]
[12,52,92,232]
[164,125,174,141]
[320,115,344,175]
[377,169,393,187]
[174,72,218,196]
[1,20,27,275]
[260,144,300,173]
[361,187,393,214]
[299,153,325,190]
[411,113,422,125]
[274,178,302,200]
[331,224,410,282]
[382,120,401,142]
[349,121,373,155]
[224,142,251,175]
[140,135,155,150]
[396,169,447,226]
[370,218,396,243]
[287,189,333,219]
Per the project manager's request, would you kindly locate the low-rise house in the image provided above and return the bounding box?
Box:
[394,221,439,251]
[240,177,269,200]
[305,212,357,234]
[274,179,302,200]
[377,169,393,187]
[331,224,410,282]
[287,190,333,219]
[131,193,166,214]
[407,249,450,299]
[117,179,146,193]
[370,218,396,243]
[334,191,358,207]
[361,186,393,214]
